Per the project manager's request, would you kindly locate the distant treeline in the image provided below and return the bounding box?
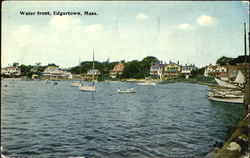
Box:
[4,56,159,79]
[5,55,232,79]
[70,56,159,79]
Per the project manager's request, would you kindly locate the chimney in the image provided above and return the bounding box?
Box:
[177,61,179,65]
[169,60,171,64]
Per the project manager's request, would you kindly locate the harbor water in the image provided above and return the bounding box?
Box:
[1,80,243,158]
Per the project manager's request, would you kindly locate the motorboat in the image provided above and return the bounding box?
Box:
[117,88,136,94]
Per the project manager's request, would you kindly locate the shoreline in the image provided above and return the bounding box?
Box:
[205,113,249,158]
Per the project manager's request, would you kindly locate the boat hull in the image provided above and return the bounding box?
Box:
[79,86,96,92]
[136,82,156,86]
[117,91,136,94]
[208,96,243,104]
[71,82,81,87]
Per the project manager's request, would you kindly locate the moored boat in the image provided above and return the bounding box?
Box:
[117,88,136,94]
[207,88,244,104]
[71,82,81,87]
[136,80,156,86]
[208,96,243,104]
[79,85,96,92]
[79,50,96,92]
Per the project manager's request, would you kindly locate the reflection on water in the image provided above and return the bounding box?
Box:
[1,80,243,158]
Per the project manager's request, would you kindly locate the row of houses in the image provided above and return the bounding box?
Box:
[1,62,195,80]
[150,61,197,79]
[204,63,248,81]
[203,55,250,82]
[1,66,73,79]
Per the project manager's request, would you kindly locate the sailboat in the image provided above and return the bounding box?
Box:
[214,78,239,89]
[207,23,248,104]
[233,70,245,88]
[71,58,82,87]
[79,51,96,92]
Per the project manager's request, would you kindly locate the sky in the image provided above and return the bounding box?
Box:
[2,1,249,68]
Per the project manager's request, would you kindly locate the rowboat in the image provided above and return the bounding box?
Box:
[117,88,136,94]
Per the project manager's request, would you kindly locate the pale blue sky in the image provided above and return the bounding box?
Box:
[2,1,249,68]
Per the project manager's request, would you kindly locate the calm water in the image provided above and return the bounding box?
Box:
[1,80,243,158]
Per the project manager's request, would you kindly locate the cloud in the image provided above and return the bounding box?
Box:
[13,25,31,39]
[178,23,191,30]
[136,13,149,21]
[85,24,103,33]
[49,16,80,31]
[12,25,33,47]
[196,15,217,27]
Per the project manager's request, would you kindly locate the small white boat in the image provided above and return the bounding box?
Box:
[117,88,136,94]
[137,81,156,86]
[79,85,96,92]
[208,96,243,104]
[71,82,81,87]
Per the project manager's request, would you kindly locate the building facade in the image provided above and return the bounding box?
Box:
[150,62,166,79]
[181,64,197,74]
[42,66,72,79]
[204,65,227,77]
[87,69,101,76]
[110,63,125,79]
[163,62,181,79]
[1,66,21,76]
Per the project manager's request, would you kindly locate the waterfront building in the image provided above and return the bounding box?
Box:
[150,61,166,79]
[42,66,72,79]
[1,66,21,76]
[181,64,197,78]
[110,63,125,79]
[87,69,100,76]
[163,61,181,79]
[204,65,227,78]
[204,65,216,77]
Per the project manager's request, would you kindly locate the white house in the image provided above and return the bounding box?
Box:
[87,69,101,76]
[215,66,227,73]
[181,64,197,74]
[42,66,72,79]
[1,66,21,76]
[150,61,166,79]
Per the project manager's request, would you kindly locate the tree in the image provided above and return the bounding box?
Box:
[19,64,34,77]
[47,63,58,67]
[12,62,19,67]
[141,56,159,65]
[191,67,205,77]
[216,56,233,65]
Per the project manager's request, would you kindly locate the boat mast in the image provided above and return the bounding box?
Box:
[79,57,82,84]
[92,50,95,86]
